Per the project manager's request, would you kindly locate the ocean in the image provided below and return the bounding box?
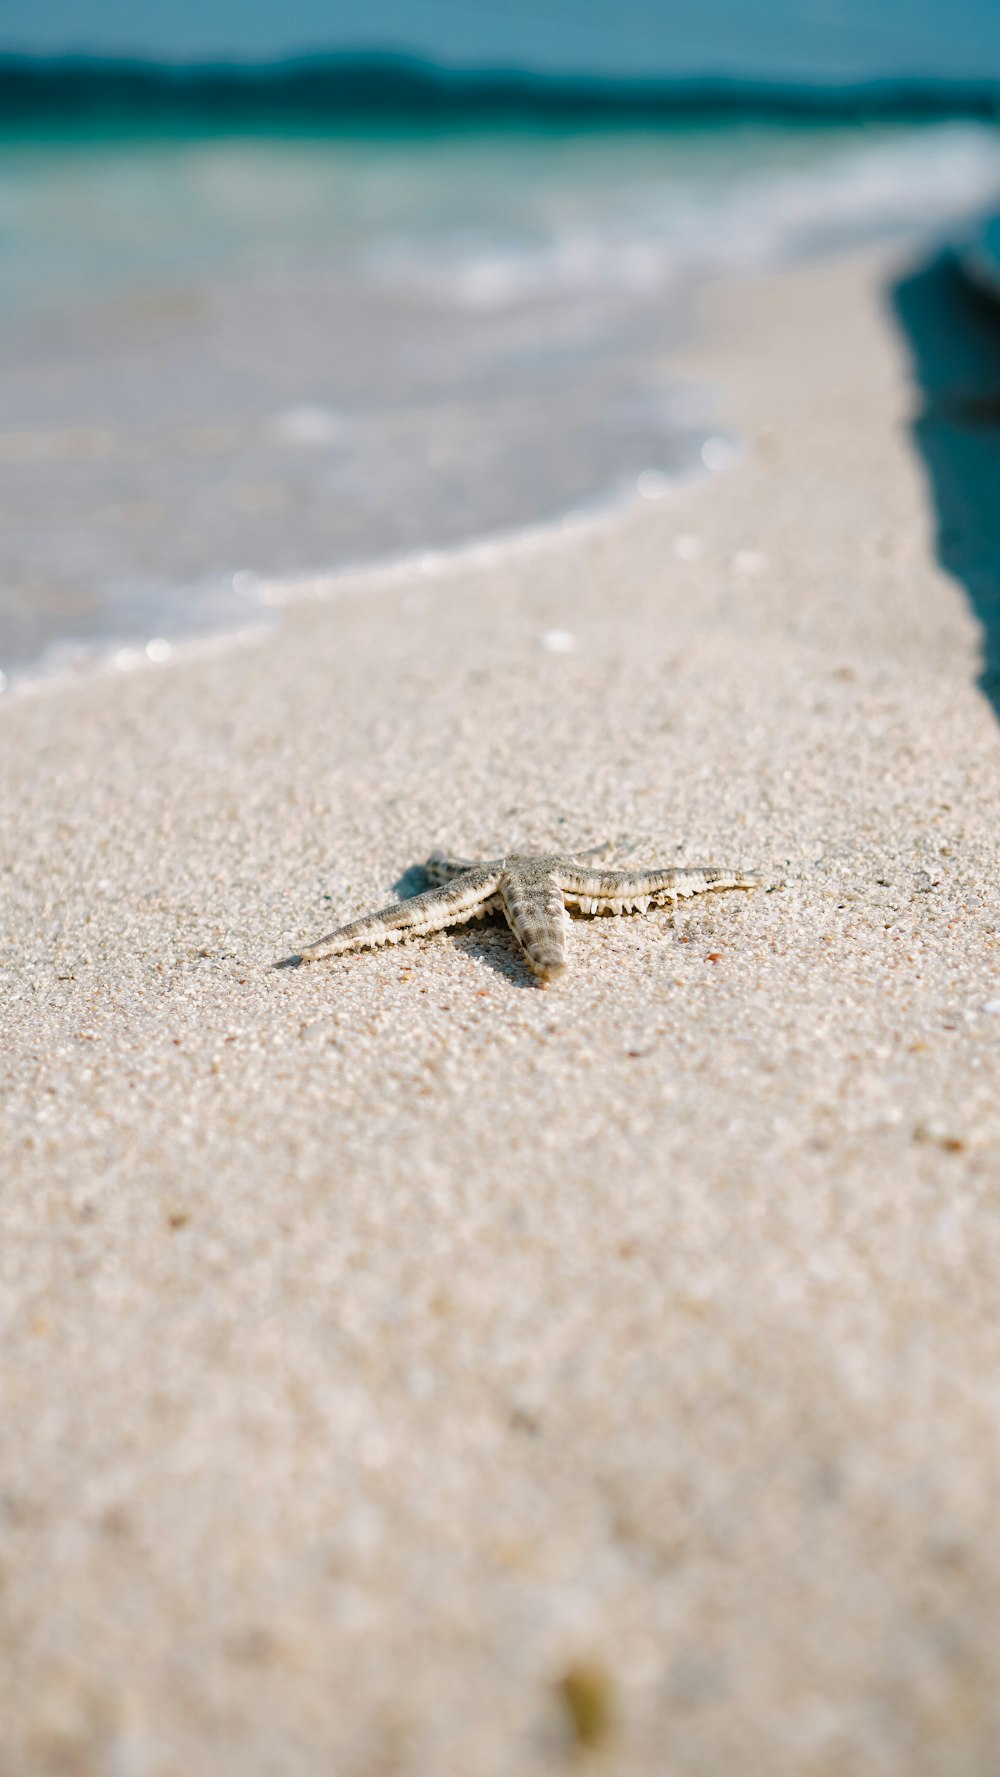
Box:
[2,69,1000,687]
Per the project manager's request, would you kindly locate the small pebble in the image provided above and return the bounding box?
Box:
[673,533,704,562]
[557,1661,615,1751]
[271,405,345,447]
[701,435,737,471]
[732,549,767,576]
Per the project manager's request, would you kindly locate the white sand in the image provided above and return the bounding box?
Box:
[4,245,1000,1775]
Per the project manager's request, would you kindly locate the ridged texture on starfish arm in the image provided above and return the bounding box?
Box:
[294,846,775,983]
[498,870,569,981]
[298,866,502,961]
[555,864,766,913]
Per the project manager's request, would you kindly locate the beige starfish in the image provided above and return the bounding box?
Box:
[294,844,772,984]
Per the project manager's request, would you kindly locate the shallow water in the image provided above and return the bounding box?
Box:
[1,119,998,685]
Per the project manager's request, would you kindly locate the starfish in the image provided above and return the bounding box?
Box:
[294,844,771,984]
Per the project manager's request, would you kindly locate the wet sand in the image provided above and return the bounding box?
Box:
[3,244,1000,1775]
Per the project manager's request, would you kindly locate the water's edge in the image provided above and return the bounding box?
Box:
[0,447,731,705]
[3,112,997,696]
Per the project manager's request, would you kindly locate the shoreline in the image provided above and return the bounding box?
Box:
[4,120,999,696]
[4,241,1000,1773]
[0,440,735,700]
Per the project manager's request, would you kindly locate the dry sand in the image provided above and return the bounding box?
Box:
[3,244,1000,1776]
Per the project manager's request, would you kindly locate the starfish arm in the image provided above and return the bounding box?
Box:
[298,867,503,962]
[424,850,495,883]
[498,870,569,981]
[559,842,614,863]
[430,843,625,881]
[554,864,767,915]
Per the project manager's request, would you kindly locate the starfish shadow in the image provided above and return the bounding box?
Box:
[393,860,543,986]
[889,250,1000,721]
[391,862,434,899]
[275,864,542,985]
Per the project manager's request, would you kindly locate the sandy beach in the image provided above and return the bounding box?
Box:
[3,241,1000,1774]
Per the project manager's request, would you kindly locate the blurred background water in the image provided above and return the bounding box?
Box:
[2,1,1000,686]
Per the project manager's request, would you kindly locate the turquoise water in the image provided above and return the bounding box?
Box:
[3,0,999,82]
[1,117,999,683]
